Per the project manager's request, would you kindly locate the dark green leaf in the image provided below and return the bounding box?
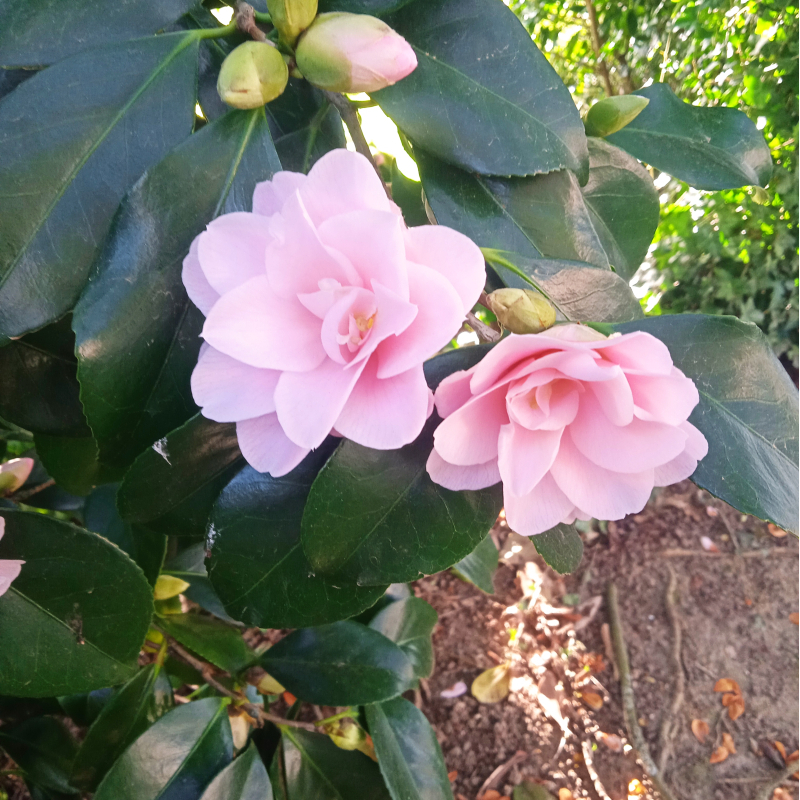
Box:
[423,345,495,391]
[280,728,391,800]
[0,717,78,795]
[606,82,773,190]
[73,108,280,471]
[368,598,437,679]
[452,535,498,594]
[199,742,272,800]
[301,418,503,585]
[0,317,87,436]
[420,138,659,279]
[158,614,256,675]
[70,664,173,792]
[318,0,412,14]
[118,414,244,538]
[0,33,199,338]
[0,66,36,100]
[0,0,197,67]
[614,315,799,532]
[530,524,583,574]
[57,689,113,728]
[33,434,121,497]
[375,0,587,178]
[0,510,154,697]
[94,697,233,800]
[207,447,387,629]
[390,163,428,227]
[261,621,416,706]
[366,697,452,800]
[483,251,642,323]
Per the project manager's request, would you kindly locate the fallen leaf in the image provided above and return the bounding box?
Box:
[788,750,799,764]
[472,663,511,704]
[283,691,297,706]
[714,678,741,694]
[448,771,458,782]
[627,779,646,796]
[480,791,502,800]
[774,741,787,762]
[597,732,623,752]
[772,789,792,800]
[585,653,606,674]
[579,691,603,711]
[760,739,788,768]
[722,733,736,754]
[790,613,799,625]
[440,681,468,699]
[691,719,710,744]
[558,790,574,800]
[727,695,745,721]
[705,506,719,517]
[768,523,788,538]
[744,598,753,607]
[700,536,719,552]
[710,746,730,764]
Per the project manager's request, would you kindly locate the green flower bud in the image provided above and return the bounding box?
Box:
[584,95,649,138]
[268,0,318,46]
[486,288,556,335]
[217,41,289,109]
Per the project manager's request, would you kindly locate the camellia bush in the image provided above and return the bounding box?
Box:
[0,1,797,798]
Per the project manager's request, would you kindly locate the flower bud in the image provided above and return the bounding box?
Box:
[295,12,417,93]
[268,0,318,46]
[584,95,649,138]
[153,574,190,600]
[0,457,33,495]
[217,41,289,109]
[486,288,556,335]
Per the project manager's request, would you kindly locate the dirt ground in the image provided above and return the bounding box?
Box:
[417,481,799,800]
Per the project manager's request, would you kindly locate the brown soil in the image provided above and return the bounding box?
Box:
[416,482,799,800]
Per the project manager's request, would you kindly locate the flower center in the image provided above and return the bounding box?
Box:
[337,311,376,353]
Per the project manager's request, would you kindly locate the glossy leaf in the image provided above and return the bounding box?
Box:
[0,510,153,697]
[260,621,416,706]
[207,447,387,629]
[301,418,504,585]
[368,597,437,679]
[0,0,196,67]
[420,137,659,279]
[73,108,280,471]
[0,716,78,795]
[0,66,35,100]
[199,742,273,800]
[279,728,391,800]
[0,33,199,338]
[318,0,412,13]
[158,614,257,675]
[452,535,498,594]
[613,315,799,532]
[33,434,121,498]
[530,524,584,575]
[94,697,233,800]
[423,345,495,392]
[118,414,245,538]
[70,664,174,792]
[375,0,587,178]
[366,697,453,800]
[607,82,773,190]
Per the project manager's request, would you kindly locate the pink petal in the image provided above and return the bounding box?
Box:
[300,149,392,224]
[682,420,709,460]
[274,357,368,449]
[202,275,326,372]
[587,370,634,426]
[433,370,474,419]
[596,331,673,375]
[627,368,700,425]
[426,449,501,491]
[568,391,686,473]
[403,225,486,311]
[252,171,307,216]
[236,413,310,477]
[652,419,707,487]
[334,361,431,449]
[0,560,24,597]
[507,379,580,431]
[376,261,464,379]
[433,384,507,466]
[320,287,374,364]
[182,236,219,316]
[318,210,409,299]
[191,346,280,422]
[498,423,562,497]
[503,472,576,536]
[550,434,654,521]
[197,212,272,296]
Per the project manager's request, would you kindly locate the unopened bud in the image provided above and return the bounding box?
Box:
[153,574,190,601]
[486,288,556,335]
[217,41,289,109]
[295,12,417,93]
[326,717,364,751]
[584,95,649,138]
[268,0,318,46]
[0,458,33,495]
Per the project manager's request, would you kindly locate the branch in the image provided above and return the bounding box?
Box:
[657,565,685,775]
[466,312,502,344]
[12,479,55,502]
[584,0,615,96]
[755,758,799,800]
[235,1,268,42]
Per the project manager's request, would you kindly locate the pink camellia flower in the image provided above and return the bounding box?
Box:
[0,518,24,598]
[183,149,485,477]
[427,324,708,536]
[295,13,417,93]
[0,457,34,495]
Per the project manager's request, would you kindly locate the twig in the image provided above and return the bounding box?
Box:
[235,1,268,42]
[12,479,55,502]
[600,622,618,681]
[661,548,797,558]
[755,758,799,800]
[165,636,317,732]
[321,91,391,197]
[476,750,528,799]
[466,312,502,344]
[581,739,613,800]
[658,565,685,776]
[584,0,615,96]
[606,582,679,800]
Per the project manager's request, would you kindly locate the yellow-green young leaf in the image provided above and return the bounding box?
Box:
[471,663,511,704]
[257,672,286,695]
[584,95,649,137]
[153,575,191,601]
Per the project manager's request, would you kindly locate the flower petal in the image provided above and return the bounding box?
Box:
[236,413,310,477]
[498,423,563,497]
[253,171,307,216]
[627,368,700,425]
[182,236,219,316]
[503,472,576,536]
[0,560,24,597]
[433,369,474,419]
[426,450,500,491]
[596,331,673,375]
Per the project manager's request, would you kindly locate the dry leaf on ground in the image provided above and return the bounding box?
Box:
[768,523,788,538]
[714,678,740,694]
[579,691,604,711]
[691,719,710,743]
[726,694,745,720]
[721,733,736,754]
[558,790,574,800]
[790,612,799,625]
[596,732,623,752]
[472,663,511,704]
[701,536,719,552]
[772,789,792,800]
[710,746,730,764]
[775,741,787,761]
